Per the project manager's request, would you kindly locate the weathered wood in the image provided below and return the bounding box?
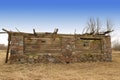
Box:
[33,29,37,36]
[5,34,11,63]
[80,37,101,40]
[25,49,62,53]
[0,32,7,34]
[53,28,58,34]
[2,28,10,33]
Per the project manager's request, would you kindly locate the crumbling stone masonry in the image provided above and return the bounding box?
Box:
[3,29,112,63]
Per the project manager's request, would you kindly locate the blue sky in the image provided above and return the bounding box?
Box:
[0,0,120,45]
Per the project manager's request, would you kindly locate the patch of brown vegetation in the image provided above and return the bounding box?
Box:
[0,50,120,80]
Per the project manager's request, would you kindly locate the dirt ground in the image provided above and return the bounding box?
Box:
[0,50,120,80]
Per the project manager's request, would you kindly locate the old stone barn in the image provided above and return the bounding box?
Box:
[2,28,112,64]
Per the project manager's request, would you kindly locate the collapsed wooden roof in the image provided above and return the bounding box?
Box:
[1,27,113,36]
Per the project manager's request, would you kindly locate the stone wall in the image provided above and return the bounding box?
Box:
[9,33,112,63]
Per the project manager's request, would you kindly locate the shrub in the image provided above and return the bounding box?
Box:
[0,44,7,50]
[112,40,120,51]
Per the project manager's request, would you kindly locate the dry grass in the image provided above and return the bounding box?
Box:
[0,50,120,80]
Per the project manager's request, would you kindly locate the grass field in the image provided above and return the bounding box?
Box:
[0,50,120,80]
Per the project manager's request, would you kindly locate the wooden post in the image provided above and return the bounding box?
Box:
[60,37,62,52]
[2,28,11,63]
[74,31,77,49]
[5,34,11,63]
[23,36,25,54]
[100,38,103,54]
[33,29,37,36]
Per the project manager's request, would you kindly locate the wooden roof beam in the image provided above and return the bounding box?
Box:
[2,28,10,33]
[0,32,7,34]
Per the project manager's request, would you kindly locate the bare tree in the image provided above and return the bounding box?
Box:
[83,18,113,35]
[112,40,120,51]
[107,19,113,31]
[84,18,98,35]
[96,18,101,34]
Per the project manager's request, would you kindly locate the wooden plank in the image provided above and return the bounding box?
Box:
[25,49,62,53]
[5,34,11,63]
[0,32,7,34]
[80,37,101,40]
[25,44,61,50]
[24,37,61,45]
[74,49,101,53]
